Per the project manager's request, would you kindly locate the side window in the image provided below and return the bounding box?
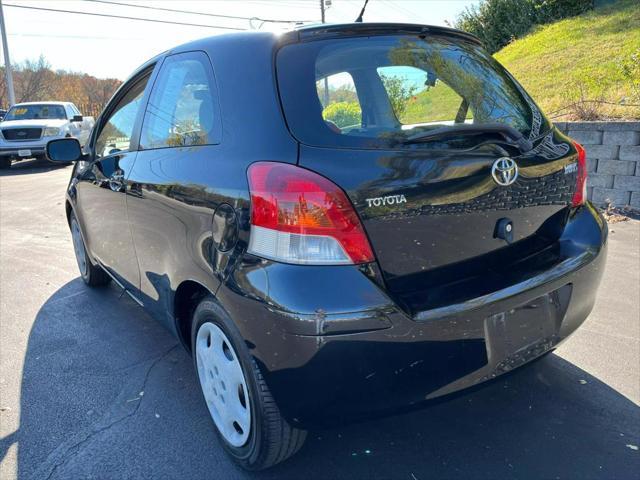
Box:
[95,75,149,158]
[377,66,473,126]
[140,51,221,150]
[316,72,362,131]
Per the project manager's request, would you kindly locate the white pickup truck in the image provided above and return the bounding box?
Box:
[0,102,95,168]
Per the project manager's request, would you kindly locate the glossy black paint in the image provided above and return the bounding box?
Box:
[220,204,606,426]
[298,136,578,286]
[63,25,608,428]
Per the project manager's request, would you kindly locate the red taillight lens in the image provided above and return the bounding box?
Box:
[571,141,588,207]
[247,162,374,265]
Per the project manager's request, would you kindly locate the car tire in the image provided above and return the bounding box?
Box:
[70,212,111,287]
[191,297,307,471]
[0,158,11,169]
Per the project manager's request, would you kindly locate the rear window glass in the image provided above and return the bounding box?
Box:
[276,35,548,150]
[316,72,362,130]
[377,66,472,125]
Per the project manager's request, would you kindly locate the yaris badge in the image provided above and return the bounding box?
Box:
[491,157,518,186]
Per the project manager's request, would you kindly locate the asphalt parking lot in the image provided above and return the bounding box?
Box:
[1,160,639,480]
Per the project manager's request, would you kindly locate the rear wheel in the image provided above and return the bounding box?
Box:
[192,297,306,470]
[0,158,11,169]
[70,212,110,286]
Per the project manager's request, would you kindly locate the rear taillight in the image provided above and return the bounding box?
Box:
[571,141,587,207]
[247,162,374,265]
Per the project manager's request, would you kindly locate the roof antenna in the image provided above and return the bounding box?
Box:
[355,0,370,22]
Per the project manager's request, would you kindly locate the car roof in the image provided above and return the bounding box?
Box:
[123,22,481,88]
[167,22,480,55]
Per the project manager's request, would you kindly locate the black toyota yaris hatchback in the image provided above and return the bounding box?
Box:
[47,23,607,470]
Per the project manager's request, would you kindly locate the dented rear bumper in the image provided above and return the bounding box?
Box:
[219,204,607,427]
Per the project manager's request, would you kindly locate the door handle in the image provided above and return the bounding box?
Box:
[109,169,125,192]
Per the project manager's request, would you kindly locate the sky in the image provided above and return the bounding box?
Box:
[1,0,481,80]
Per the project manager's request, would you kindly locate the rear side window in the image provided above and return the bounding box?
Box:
[140,51,221,150]
[277,35,548,150]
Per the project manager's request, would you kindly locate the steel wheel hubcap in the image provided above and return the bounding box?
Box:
[196,322,251,447]
[71,219,88,276]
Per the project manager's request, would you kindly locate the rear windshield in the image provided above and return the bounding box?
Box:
[276,35,548,150]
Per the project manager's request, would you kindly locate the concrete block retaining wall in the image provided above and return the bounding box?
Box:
[555,121,640,208]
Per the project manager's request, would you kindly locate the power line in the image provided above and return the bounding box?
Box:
[80,0,314,24]
[3,3,246,30]
[9,32,145,40]
[242,0,320,8]
[379,0,422,21]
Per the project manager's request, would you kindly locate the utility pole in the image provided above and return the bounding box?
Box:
[320,0,329,106]
[0,0,15,107]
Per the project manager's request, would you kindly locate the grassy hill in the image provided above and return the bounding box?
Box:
[398,0,639,125]
[494,0,640,120]
[324,1,638,128]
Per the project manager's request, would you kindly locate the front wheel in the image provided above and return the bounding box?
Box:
[70,212,110,286]
[192,297,306,470]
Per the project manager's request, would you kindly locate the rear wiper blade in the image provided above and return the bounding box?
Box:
[404,123,533,153]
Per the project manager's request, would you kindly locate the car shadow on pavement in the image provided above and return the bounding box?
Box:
[6,279,640,479]
[0,158,68,176]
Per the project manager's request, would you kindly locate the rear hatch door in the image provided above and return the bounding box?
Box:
[276,27,580,307]
[298,134,578,294]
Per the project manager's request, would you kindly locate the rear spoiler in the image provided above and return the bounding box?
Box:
[279,22,482,46]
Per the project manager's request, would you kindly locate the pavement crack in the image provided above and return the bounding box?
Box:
[39,344,180,480]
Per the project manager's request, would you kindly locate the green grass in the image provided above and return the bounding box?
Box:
[494,0,640,120]
[401,83,469,124]
[326,1,638,125]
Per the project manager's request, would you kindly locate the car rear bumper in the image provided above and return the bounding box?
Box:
[219,203,607,427]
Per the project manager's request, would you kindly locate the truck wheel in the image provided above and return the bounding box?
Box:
[0,158,11,169]
[70,212,110,286]
[192,297,306,470]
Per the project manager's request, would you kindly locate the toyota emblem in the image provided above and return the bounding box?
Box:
[491,157,518,186]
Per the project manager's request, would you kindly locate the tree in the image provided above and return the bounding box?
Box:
[14,55,54,103]
[322,102,362,128]
[0,55,121,111]
[380,74,418,121]
[454,0,594,53]
[81,75,121,106]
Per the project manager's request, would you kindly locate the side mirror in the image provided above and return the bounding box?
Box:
[72,114,83,123]
[46,138,83,162]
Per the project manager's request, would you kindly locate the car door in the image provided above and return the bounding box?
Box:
[126,51,224,326]
[66,104,87,145]
[74,67,154,291]
[65,104,81,138]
